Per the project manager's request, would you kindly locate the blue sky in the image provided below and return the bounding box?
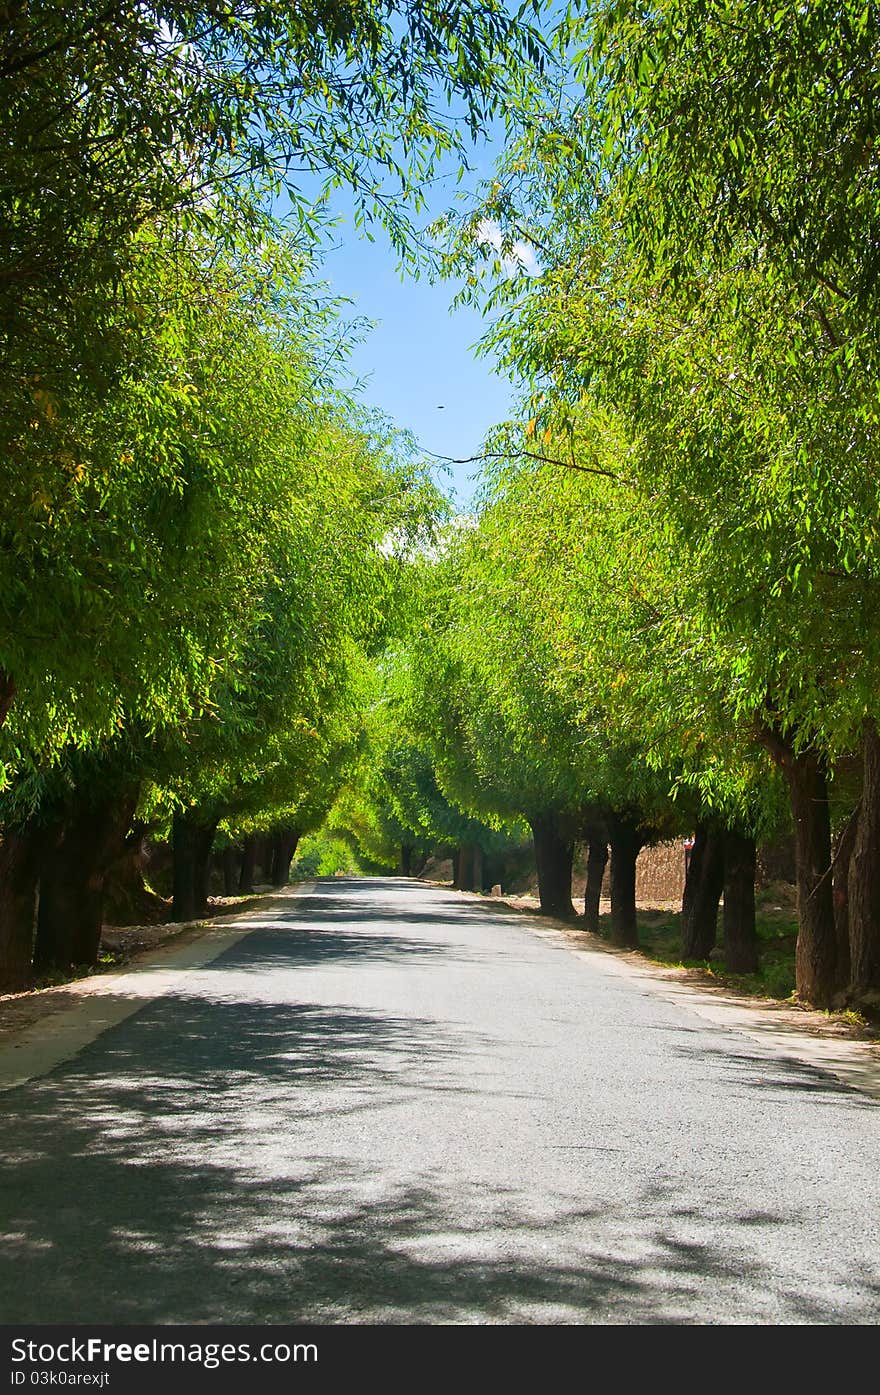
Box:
[318,213,517,510]
[285,97,539,512]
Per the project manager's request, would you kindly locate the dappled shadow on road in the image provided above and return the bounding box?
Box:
[2,878,879,1324]
[670,1041,878,1110]
[200,893,514,971]
[2,991,879,1324]
[282,906,504,927]
[208,924,460,972]
[273,892,509,929]
[76,992,485,1109]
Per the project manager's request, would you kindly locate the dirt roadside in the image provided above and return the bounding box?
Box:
[0,892,272,1044]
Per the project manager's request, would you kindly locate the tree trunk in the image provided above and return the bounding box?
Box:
[37,836,105,973]
[271,828,299,887]
[472,842,483,893]
[257,835,273,885]
[0,668,15,728]
[786,749,837,1007]
[222,846,238,897]
[103,833,167,925]
[0,828,40,989]
[832,806,859,997]
[192,821,217,916]
[35,792,138,973]
[267,832,281,885]
[454,842,479,892]
[722,830,758,973]
[584,836,608,934]
[398,843,413,877]
[762,725,838,1006]
[32,818,77,974]
[529,813,575,920]
[284,830,300,883]
[848,719,880,1003]
[608,815,643,947]
[172,813,198,922]
[681,821,724,959]
[173,811,216,921]
[239,836,257,895]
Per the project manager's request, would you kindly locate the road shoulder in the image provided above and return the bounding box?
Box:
[464,888,880,1102]
[0,886,308,1090]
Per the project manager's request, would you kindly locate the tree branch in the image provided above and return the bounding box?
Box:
[423,448,635,487]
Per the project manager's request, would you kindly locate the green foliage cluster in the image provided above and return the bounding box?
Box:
[292,830,361,880]
[314,654,528,884]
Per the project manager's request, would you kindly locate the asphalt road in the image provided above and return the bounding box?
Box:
[1,876,879,1324]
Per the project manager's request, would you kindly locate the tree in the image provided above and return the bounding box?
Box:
[0,229,444,986]
[0,0,547,734]
[440,60,880,1002]
[395,494,685,931]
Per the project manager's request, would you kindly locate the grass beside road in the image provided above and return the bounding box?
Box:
[623,903,798,1000]
[588,881,877,1034]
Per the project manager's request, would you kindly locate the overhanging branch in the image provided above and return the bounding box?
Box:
[424,448,635,487]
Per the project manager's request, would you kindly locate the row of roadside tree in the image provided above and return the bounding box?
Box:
[328,2,880,1012]
[0,0,547,988]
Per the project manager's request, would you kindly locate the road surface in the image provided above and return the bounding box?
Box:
[1,877,879,1324]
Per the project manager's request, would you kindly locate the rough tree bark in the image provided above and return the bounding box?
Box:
[36,819,104,972]
[832,805,859,998]
[722,830,758,973]
[172,811,217,922]
[583,834,608,935]
[0,827,40,989]
[172,814,199,922]
[192,821,217,916]
[35,790,139,973]
[848,719,880,1003]
[239,836,257,895]
[608,814,643,948]
[762,726,838,1006]
[222,846,239,897]
[454,842,481,892]
[681,821,724,959]
[257,835,273,885]
[528,813,575,919]
[103,830,167,926]
[271,828,300,887]
[787,750,837,1006]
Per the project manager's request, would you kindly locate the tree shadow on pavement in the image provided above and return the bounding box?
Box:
[2,990,879,1325]
[670,1041,879,1109]
[206,924,461,972]
[268,895,510,929]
